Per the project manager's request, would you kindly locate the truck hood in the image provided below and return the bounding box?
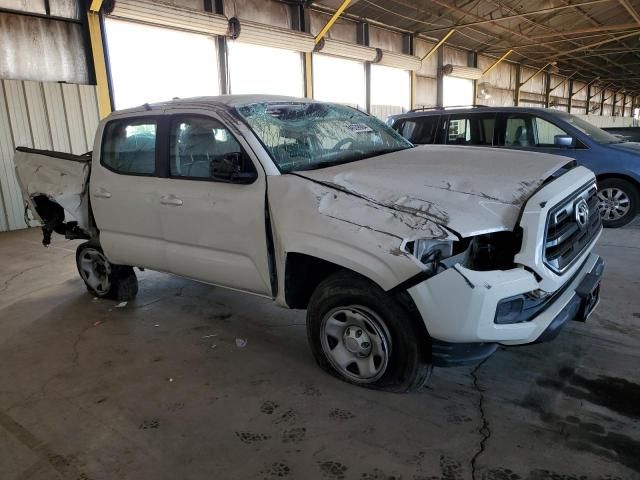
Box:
[296,145,571,237]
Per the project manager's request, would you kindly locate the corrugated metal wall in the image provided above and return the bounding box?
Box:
[0,79,99,232]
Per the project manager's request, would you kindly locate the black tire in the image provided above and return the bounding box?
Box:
[76,242,138,301]
[306,271,432,392]
[597,178,639,228]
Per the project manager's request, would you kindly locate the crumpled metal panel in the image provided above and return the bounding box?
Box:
[0,13,89,84]
[0,79,99,232]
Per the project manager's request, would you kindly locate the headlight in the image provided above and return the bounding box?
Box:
[405,239,453,273]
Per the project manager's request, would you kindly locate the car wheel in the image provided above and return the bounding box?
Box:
[306,271,432,392]
[76,242,138,301]
[597,178,639,228]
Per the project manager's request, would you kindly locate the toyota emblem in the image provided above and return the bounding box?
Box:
[575,199,589,229]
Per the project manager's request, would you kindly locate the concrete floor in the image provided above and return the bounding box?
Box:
[0,223,639,480]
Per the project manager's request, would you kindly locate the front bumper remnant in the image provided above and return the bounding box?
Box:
[408,253,603,362]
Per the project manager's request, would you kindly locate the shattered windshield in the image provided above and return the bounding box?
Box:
[236,102,413,173]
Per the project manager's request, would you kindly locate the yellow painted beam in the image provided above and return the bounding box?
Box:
[520,63,549,88]
[87,11,112,118]
[304,52,313,99]
[89,0,103,13]
[421,29,455,62]
[314,0,352,44]
[549,71,576,94]
[481,49,512,76]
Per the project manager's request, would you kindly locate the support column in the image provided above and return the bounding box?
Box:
[468,51,478,105]
[405,33,417,110]
[87,1,112,117]
[436,47,444,107]
[358,22,371,113]
[544,72,551,108]
[514,64,521,106]
[210,0,229,94]
[568,79,574,113]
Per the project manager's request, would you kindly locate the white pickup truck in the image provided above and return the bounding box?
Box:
[15,95,604,392]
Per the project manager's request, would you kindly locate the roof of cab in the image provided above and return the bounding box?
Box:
[108,95,320,117]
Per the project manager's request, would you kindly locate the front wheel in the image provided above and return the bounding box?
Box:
[76,242,138,301]
[306,271,432,392]
[597,178,639,228]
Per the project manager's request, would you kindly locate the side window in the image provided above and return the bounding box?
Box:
[446,114,496,146]
[447,118,470,144]
[504,115,534,147]
[533,116,570,146]
[102,119,157,175]
[170,116,256,181]
[397,117,439,144]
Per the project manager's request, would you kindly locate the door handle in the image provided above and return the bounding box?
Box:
[160,195,183,206]
[93,188,112,199]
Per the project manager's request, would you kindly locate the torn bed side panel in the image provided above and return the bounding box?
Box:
[267,175,449,306]
[14,148,91,237]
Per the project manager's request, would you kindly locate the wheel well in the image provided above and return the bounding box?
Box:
[284,253,343,309]
[596,173,640,193]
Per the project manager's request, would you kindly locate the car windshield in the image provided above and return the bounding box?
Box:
[559,113,624,144]
[236,102,413,173]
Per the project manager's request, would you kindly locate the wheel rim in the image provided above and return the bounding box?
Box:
[598,187,631,221]
[78,248,112,295]
[320,306,391,383]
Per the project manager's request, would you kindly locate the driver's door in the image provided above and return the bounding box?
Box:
[157,113,273,296]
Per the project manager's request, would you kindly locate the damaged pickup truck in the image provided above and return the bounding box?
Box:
[15,95,604,392]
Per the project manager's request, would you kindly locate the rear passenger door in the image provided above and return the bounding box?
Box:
[91,115,168,271]
[157,113,273,296]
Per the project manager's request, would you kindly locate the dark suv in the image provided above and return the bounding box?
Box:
[388,106,640,228]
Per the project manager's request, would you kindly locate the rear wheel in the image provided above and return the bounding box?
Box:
[307,271,432,392]
[76,242,138,301]
[597,178,638,228]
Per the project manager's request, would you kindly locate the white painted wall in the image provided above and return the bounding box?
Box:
[0,79,99,231]
[572,114,637,129]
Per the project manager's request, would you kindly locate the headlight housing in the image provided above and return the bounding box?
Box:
[404,239,454,274]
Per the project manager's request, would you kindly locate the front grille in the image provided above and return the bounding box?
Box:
[544,183,601,273]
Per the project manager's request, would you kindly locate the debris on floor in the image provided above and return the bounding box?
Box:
[115,301,128,308]
[201,334,217,339]
[235,338,247,348]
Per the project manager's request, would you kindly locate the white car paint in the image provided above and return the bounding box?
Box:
[14,95,602,350]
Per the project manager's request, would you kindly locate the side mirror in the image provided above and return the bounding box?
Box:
[211,152,257,184]
[554,135,574,147]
